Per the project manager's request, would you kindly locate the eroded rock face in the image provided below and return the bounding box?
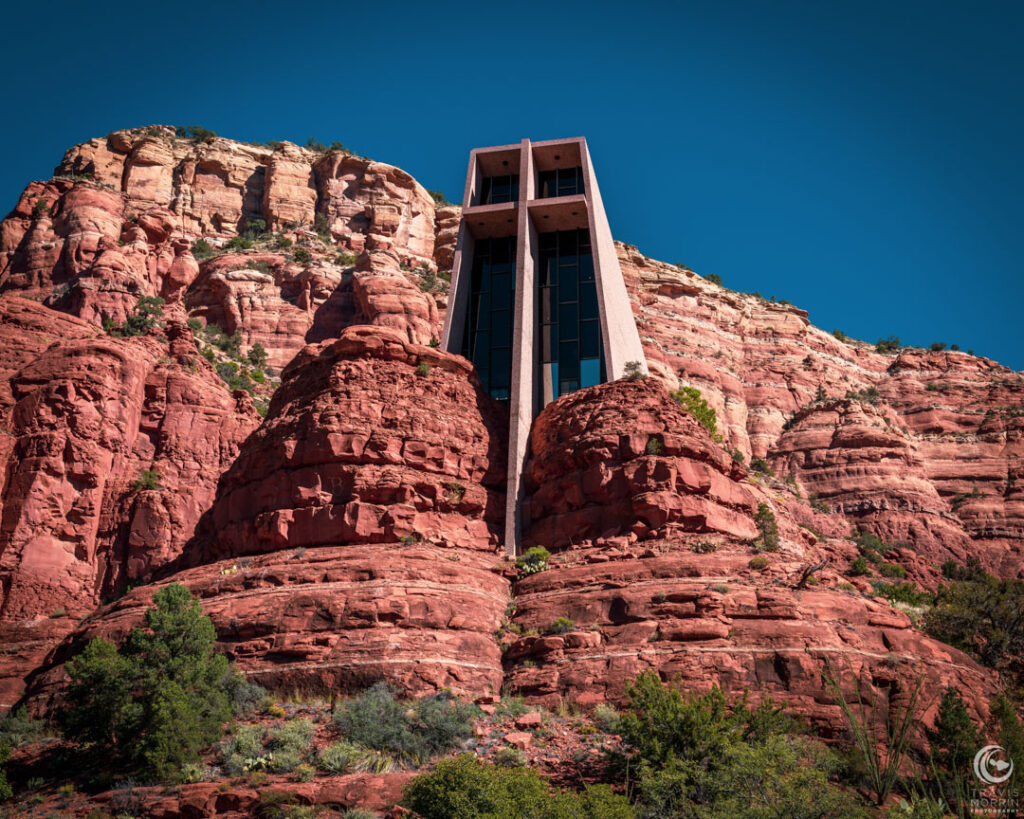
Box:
[504,546,997,732]
[0,298,260,708]
[23,326,512,706]
[27,544,509,707]
[524,379,757,547]
[185,324,508,565]
[621,245,1024,577]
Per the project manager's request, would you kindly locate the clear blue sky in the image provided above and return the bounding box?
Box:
[2,0,1021,368]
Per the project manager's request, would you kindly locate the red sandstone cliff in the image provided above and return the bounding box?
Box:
[0,127,1020,739]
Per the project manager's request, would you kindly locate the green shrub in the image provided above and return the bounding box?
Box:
[402,754,635,819]
[754,503,780,552]
[416,362,431,377]
[248,343,268,369]
[274,236,293,249]
[293,248,312,263]
[105,295,165,338]
[692,540,718,554]
[750,457,775,476]
[849,556,870,576]
[268,718,315,755]
[336,252,357,266]
[832,329,847,341]
[132,468,159,492]
[334,684,477,765]
[0,743,10,802]
[225,235,252,250]
[428,189,451,206]
[592,703,621,734]
[316,740,395,774]
[33,198,50,216]
[876,336,901,353]
[176,125,217,142]
[0,706,48,748]
[225,677,268,716]
[517,546,550,575]
[871,581,932,607]
[221,723,266,774]
[623,360,646,380]
[617,672,864,818]
[645,436,664,455]
[492,746,527,767]
[879,563,907,579]
[924,569,1024,670]
[293,763,315,782]
[749,556,770,570]
[243,218,267,240]
[929,342,947,352]
[671,386,720,440]
[546,617,576,635]
[63,583,236,781]
[703,272,723,286]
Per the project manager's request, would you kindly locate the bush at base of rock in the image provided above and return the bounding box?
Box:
[61,584,236,782]
[333,683,478,766]
[616,672,869,818]
[402,754,635,819]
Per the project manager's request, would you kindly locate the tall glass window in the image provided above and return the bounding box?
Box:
[461,236,516,400]
[538,167,584,198]
[537,229,604,401]
[479,174,519,205]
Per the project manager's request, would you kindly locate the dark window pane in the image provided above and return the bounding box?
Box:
[580,282,598,320]
[474,292,490,327]
[540,231,556,251]
[559,303,578,339]
[491,386,510,400]
[473,331,489,366]
[492,276,511,310]
[479,178,491,206]
[492,177,509,202]
[559,379,579,395]
[580,253,594,282]
[559,229,577,255]
[579,229,591,253]
[490,348,510,386]
[559,342,579,378]
[580,319,600,357]
[558,265,577,298]
[491,309,510,341]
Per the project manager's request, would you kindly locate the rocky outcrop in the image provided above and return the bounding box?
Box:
[506,378,1001,731]
[621,244,1024,576]
[185,324,507,564]
[23,325,513,706]
[523,379,757,547]
[27,543,510,707]
[504,546,997,732]
[0,298,259,709]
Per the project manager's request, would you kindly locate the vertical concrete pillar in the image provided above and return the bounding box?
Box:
[579,141,647,379]
[504,139,535,555]
[440,152,481,352]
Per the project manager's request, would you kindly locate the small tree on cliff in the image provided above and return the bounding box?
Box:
[63,583,235,781]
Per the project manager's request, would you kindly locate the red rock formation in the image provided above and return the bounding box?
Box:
[523,379,757,547]
[0,298,259,708]
[186,324,507,564]
[23,326,512,706]
[504,547,997,731]
[621,244,1024,577]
